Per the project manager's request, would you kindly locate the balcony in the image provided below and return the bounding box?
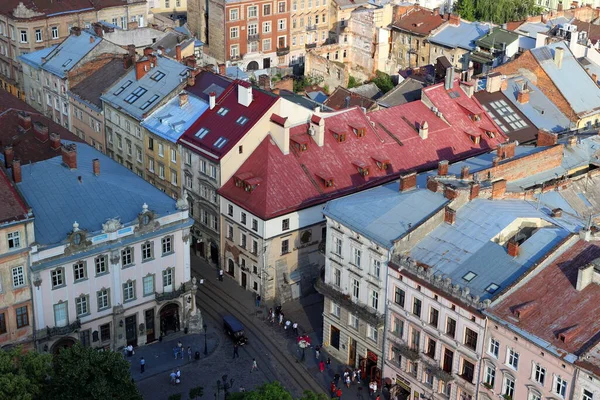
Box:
[423,360,454,383]
[305,43,317,49]
[306,25,317,31]
[247,34,260,43]
[156,284,186,302]
[393,343,420,361]
[230,54,243,61]
[315,278,384,327]
[276,46,290,56]
[37,319,81,341]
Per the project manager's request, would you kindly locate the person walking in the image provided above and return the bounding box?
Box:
[334,373,341,386]
[326,357,331,370]
[250,358,258,373]
[170,370,177,385]
[140,357,145,373]
[233,343,240,358]
[345,373,351,388]
[177,340,183,359]
[292,321,299,336]
[319,360,325,373]
[173,347,179,359]
[278,312,284,326]
[355,368,361,383]
[330,381,337,399]
[219,269,224,281]
[336,388,342,399]
[187,346,192,362]
[255,294,261,308]
[285,320,291,334]
[315,345,321,359]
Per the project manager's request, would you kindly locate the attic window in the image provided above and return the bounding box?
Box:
[217,107,229,116]
[462,271,477,282]
[316,173,334,188]
[352,126,366,137]
[485,131,495,139]
[465,132,481,144]
[291,136,309,152]
[114,80,132,95]
[140,94,160,110]
[244,177,262,192]
[236,116,249,125]
[372,156,390,170]
[125,87,147,104]
[486,283,499,293]
[352,161,369,177]
[331,129,346,142]
[214,137,228,148]
[150,71,166,81]
[469,113,482,122]
[195,127,209,139]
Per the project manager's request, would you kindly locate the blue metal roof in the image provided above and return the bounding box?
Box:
[502,76,571,133]
[410,199,576,300]
[16,142,178,245]
[19,45,57,69]
[323,183,449,248]
[225,66,249,81]
[531,42,600,116]
[429,21,491,51]
[141,91,209,143]
[101,55,189,121]
[40,30,102,78]
[515,17,570,39]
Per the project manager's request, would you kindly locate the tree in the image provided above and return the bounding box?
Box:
[0,346,52,400]
[347,76,359,89]
[454,0,475,21]
[298,390,329,400]
[293,74,324,93]
[47,344,142,400]
[189,386,204,399]
[371,70,394,94]
[228,382,326,400]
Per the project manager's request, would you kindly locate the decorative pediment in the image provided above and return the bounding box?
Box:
[136,203,159,233]
[65,221,91,254]
[102,218,123,233]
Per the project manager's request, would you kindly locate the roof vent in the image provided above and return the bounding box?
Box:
[512,302,535,319]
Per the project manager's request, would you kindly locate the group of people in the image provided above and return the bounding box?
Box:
[330,368,379,399]
[172,340,193,361]
[267,307,300,337]
[169,368,182,385]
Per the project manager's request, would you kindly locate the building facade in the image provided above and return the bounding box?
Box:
[289,0,329,64]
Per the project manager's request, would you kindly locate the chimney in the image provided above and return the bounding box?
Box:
[552,208,563,218]
[143,47,153,57]
[272,87,280,95]
[461,166,470,179]
[175,44,182,61]
[70,27,81,36]
[492,156,500,167]
[123,54,134,69]
[135,59,152,80]
[438,160,449,176]
[179,92,189,107]
[399,172,417,192]
[92,158,100,176]
[432,7,440,15]
[61,144,77,170]
[12,159,21,183]
[491,179,507,199]
[184,56,197,69]
[33,121,49,142]
[537,129,558,147]
[469,182,480,200]
[259,74,270,91]
[187,73,196,87]
[576,262,598,291]
[17,111,32,130]
[419,121,429,139]
[444,67,454,90]
[567,135,577,147]
[93,23,103,37]
[554,47,564,69]
[444,186,458,200]
[311,114,325,147]
[127,44,136,57]
[89,35,95,43]
[507,238,520,257]
[209,92,216,110]
[517,88,530,104]
[4,145,14,168]
[50,132,61,150]
[459,81,474,98]
[466,67,474,81]
[238,82,253,107]
[497,141,516,160]
[218,64,226,75]
[444,206,456,224]
[449,13,460,25]
[500,78,508,91]
[426,176,439,193]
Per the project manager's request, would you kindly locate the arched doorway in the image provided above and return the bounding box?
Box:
[51,337,77,355]
[210,242,218,265]
[247,61,259,71]
[159,303,180,337]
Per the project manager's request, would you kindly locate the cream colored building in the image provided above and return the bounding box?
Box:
[150,0,188,14]
[290,0,330,64]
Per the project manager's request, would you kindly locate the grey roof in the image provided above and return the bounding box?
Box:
[323,182,449,248]
[101,55,189,121]
[349,83,383,100]
[69,58,127,112]
[502,76,570,133]
[514,16,571,39]
[307,91,328,104]
[279,90,334,112]
[410,198,577,300]
[531,42,600,116]
[377,78,425,107]
[39,30,102,78]
[19,45,57,69]
[17,142,179,245]
[429,21,491,51]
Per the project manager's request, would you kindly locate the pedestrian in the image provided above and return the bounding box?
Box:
[255,294,261,308]
[176,368,181,383]
[233,343,239,358]
[270,309,275,324]
[187,346,192,362]
[250,358,258,372]
[336,388,342,399]
[315,345,320,359]
[326,357,331,370]
[173,347,178,359]
[352,369,357,383]
[177,340,183,359]
[285,320,291,334]
[219,269,224,281]
[334,373,340,385]
[330,381,337,399]
[126,344,134,357]
[279,312,284,325]
[355,368,361,383]
[372,380,378,394]
[293,321,299,336]
[345,374,351,388]
[140,357,145,373]
[170,370,177,385]
[319,360,325,373]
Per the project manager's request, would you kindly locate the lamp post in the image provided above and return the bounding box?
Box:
[203,323,208,355]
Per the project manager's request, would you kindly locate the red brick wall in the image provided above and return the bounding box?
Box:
[476,145,564,182]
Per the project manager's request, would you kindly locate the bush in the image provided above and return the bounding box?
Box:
[371,70,394,94]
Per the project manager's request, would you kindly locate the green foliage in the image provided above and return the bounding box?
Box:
[293,74,325,93]
[189,386,204,399]
[455,0,475,21]
[0,346,52,400]
[371,70,394,94]
[167,394,182,400]
[298,390,329,400]
[323,84,330,94]
[48,344,142,400]
[347,76,359,89]
[228,381,326,400]
[455,0,541,24]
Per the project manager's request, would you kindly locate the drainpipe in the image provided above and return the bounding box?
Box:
[380,248,392,389]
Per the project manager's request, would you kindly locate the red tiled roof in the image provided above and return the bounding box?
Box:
[270,113,287,127]
[0,168,29,224]
[490,240,600,356]
[392,8,447,35]
[0,91,35,114]
[178,81,278,160]
[0,0,143,19]
[219,82,507,219]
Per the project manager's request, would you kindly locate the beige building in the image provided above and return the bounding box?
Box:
[150,0,188,14]
[289,0,329,64]
[0,0,148,100]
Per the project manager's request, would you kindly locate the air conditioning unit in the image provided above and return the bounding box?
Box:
[308,126,316,136]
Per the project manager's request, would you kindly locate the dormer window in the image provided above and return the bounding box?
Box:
[485,131,495,139]
[234,173,261,192]
[352,160,369,177]
[372,155,390,170]
[244,177,262,192]
[316,172,334,187]
[330,128,346,142]
[469,113,481,122]
[291,135,309,152]
[465,131,481,144]
[351,125,366,137]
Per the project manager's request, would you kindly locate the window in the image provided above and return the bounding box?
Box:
[554,376,567,397]
[333,268,341,287]
[533,363,546,385]
[441,316,456,338]
[227,225,233,240]
[16,306,28,328]
[248,5,258,17]
[143,275,154,296]
[392,316,404,336]
[583,389,593,400]
[352,279,360,300]
[35,29,42,42]
[334,237,342,255]
[240,233,247,248]
[281,239,289,254]
[73,261,87,281]
[230,27,239,39]
[142,241,153,261]
[162,236,173,254]
[121,247,133,266]
[230,44,239,58]
[51,268,64,288]
[123,281,136,302]
[528,391,541,400]
[484,365,496,387]
[51,26,59,39]
[163,268,173,288]
[464,328,478,350]
[158,143,164,157]
[97,289,110,310]
[352,247,361,267]
[443,348,454,372]
[185,151,192,166]
[7,231,21,249]
[263,38,271,51]
[263,21,272,33]
[330,325,340,349]
[330,302,340,317]
[0,313,5,334]
[170,169,177,185]
[100,323,111,341]
[461,359,475,382]
[507,348,519,370]
[54,302,68,327]
[429,308,439,327]
[410,328,420,349]
[263,3,271,15]
[282,218,290,231]
[278,19,286,30]
[394,287,405,307]
[489,338,500,358]
[230,8,239,20]
[228,204,234,217]
[252,239,258,255]
[370,290,379,310]
[349,314,358,330]
[12,266,25,288]
[503,375,515,397]
[148,158,155,173]
[426,337,436,358]
[252,219,258,231]
[372,259,381,278]
[278,1,285,12]
[20,30,27,43]
[413,298,422,317]
[75,295,89,317]
[367,324,378,343]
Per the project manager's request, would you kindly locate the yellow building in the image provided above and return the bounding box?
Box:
[150,0,188,14]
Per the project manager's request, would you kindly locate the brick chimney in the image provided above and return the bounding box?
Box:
[33,121,49,142]
[61,144,77,169]
[175,44,182,61]
[444,186,458,200]
[469,182,480,200]
[537,129,558,147]
[179,92,189,107]
[426,176,439,192]
[17,111,32,130]
[92,158,100,176]
[507,238,519,257]
[70,27,81,36]
[491,179,507,199]
[517,88,530,104]
[567,135,577,147]
[135,59,152,80]
[12,159,21,183]
[143,47,154,57]
[259,74,270,91]
[444,206,456,224]
[449,14,460,25]
[218,63,226,75]
[497,141,516,160]
[4,145,14,168]
[187,72,195,87]
[93,23,103,37]
[50,133,61,150]
[438,160,449,176]
[461,166,470,179]
[399,172,417,192]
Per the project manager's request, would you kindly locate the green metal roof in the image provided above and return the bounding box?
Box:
[476,27,519,49]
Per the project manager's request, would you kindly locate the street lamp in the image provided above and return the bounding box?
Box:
[203,323,208,355]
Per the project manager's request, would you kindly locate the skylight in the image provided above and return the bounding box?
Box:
[140,94,160,110]
[150,71,166,81]
[486,283,499,293]
[214,137,228,148]
[125,87,147,104]
[114,80,132,95]
[462,271,477,282]
[62,59,72,68]
[217,107,229,116]
[236,116,249,125]
[195,128,209,139]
